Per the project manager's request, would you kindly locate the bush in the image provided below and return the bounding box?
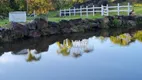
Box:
[0,1,12,18]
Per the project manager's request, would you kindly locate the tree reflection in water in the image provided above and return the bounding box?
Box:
[26,49,41,62]
[15,49,42,62]
[56,39,94,58]
[56,39,72,56]
[96,36,107,43]
[110,33,132,46]
[110,31,142,46]
[134,31,142,42]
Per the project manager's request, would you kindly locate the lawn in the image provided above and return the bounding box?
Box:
[0,19,9,27]
[134,6,142,15]
[48,13,103,22]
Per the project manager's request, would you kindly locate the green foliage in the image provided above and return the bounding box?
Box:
[16,0,27,11]
[112,18,121,27]
[52,0,86,10]
[0,1,12,17]
[108,18,121,27]
[0,19,9,27]
[0,0,26,17]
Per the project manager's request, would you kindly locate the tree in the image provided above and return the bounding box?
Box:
[27,0,54,15]
[0,0,12,16]
[9,0,27,11]
[51,0,86,10]
[9,0,19,11]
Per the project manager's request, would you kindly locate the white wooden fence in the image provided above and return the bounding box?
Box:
[60,3,132,17]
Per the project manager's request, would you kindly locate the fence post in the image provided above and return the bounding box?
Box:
[117,3,120,15]
[86,6,88,17]
[106,4,109,16]
[128,3,130,15]
[93,5,95,16]
[60,9,61,17]
[74,7,76,16]
[69,8,71,16]
[34,10,36,17]
[101,5,104,16]
[80,6,82,17]
[64,9,66,16]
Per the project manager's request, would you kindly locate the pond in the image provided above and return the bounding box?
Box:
[0,28,142,80]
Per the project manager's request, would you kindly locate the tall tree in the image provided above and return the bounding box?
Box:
[27,0,54,15]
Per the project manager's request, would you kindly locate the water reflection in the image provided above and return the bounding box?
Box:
[110,33,133,46]
[56,39,72,56]
[1,49,42,62]
[56,39,94,58]
[134,31,142,42]
[110,30,142,46]
[26,49,41,62]
[0,28,142,62]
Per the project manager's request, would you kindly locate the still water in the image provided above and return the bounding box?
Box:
[0,29,142,80]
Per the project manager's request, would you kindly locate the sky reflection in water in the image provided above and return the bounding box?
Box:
[0,31,142,80]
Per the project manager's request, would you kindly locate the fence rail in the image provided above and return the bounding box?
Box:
[60,3,132,17]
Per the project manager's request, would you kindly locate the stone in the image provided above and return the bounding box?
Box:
[34,18,48,30]
[46,21,60,35]
[29,30,41,38]
[11,22,28,36]
[127,20,136,27]
[59,20,72,33]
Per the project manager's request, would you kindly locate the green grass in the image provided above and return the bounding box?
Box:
[0,19,9,27]
[48,12,103,22]
[0,17,36,27]
[134,6,142,15]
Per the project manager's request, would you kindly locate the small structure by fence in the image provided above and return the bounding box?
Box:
[60,3,132,17]
[9,11,26,22]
